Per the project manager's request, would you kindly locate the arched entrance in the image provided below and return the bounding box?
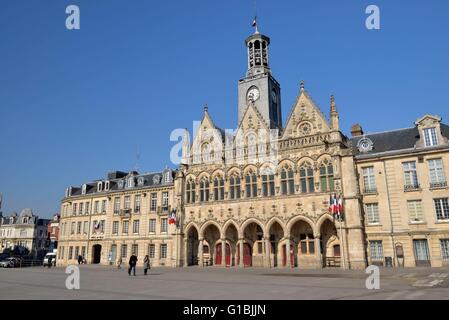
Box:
[243,222,264,267]
[224,223,238,266]
[290,220,316,268]
[203,224,221,266]
[92,244,102,264]
[268,221,284,267]
[320,219,339,268]
[186,226,199,266]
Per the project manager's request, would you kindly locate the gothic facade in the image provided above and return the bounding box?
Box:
[57,29,449,269]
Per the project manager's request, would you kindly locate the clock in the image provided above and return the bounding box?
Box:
[247,87,260,102]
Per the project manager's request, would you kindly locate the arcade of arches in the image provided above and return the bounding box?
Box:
[184,216,342,268]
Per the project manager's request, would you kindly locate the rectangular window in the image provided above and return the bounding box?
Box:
[81,246,86,257]
[83,221,88,234]
[424,127,438,147]
[85,202,89,214]
[149,219,156,233]
[160,244,167,259]
[79,202,83,215]
[262,174,275,197]
[112,221,119,234]
[121,245,128,258]
[77,221,82,234]
[134,195,141,213]
[149,244,155,259]
[113,197,120,214]
[132,244,138,256]
[94,201,99,214]
[71,222,75,235]
[403,161,419,189]
[408,200,424,222]
[441,239,449,261]
[434,198,449,220]
[370,241,384,261]
[161,218,168,233]
[366,203,380,224]
[150,193,157,211]
[162,192,169,209]
[101,200,107,213]
[68,247,73,260]
[123,220,129,234]
[133,220,140,234]
[362,167,376,193]
[124,196,131,210]
[74,246,79,258]
[73,203,77,215]
[428,159,446,187]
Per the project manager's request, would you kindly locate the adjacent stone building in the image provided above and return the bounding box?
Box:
[0,208,50,256]
[57,28,449,269]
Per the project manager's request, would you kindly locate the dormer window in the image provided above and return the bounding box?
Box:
[424,127,438,147]
[118,180,124,189]
[127,177,134,188]
[105,181,110,191]
[137,177,144,187]
[97,182,103,192]
[82,184,87,195]
[22,217,29,224]
[164,171,171,183]
[10,217,14,224]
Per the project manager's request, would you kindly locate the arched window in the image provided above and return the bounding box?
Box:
[213,176,224,201]
[300,162,315,193]
[199,178,210,202]
[229,175,241,200]
[280,167,295,195]
[245,171,258,198]
[186,179,196,204]
[320,160,334,192]
[262,173,275,197]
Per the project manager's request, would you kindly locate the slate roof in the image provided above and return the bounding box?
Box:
[350,124,449,158]
[66,168,176,198]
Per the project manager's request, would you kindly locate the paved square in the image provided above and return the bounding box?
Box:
[0,265,448,300]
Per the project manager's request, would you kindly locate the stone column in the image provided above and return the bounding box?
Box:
[221,239,227,268]
[285,236,291,268]
[198,238,204,267]
[264,237,271,268]
[314,233,322,268]
[183,238,188,267]
[239,238,244,268]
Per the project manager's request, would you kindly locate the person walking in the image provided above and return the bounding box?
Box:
[47,255,53,268]
[117,257,122,269]
[143,255,150,275]
[128,254,137,276]
[77,255,83,265]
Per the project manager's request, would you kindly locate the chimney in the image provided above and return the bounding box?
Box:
[351,123,364,137]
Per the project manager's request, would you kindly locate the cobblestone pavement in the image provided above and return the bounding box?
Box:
[0,265,448,300]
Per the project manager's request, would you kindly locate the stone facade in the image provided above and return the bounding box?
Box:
[56,29,449,269]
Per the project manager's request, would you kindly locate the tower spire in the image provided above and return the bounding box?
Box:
[330,94,340,130]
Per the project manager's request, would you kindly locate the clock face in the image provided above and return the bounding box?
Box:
[247,87,260,102]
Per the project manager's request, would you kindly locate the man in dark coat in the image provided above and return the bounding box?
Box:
[128,254,138,276]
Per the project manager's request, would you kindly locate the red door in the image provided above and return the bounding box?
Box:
[243,243,252,267]
[282,245,287,267]
[225,244,231,266]
[215,243,222,265]
[236,243,240,266]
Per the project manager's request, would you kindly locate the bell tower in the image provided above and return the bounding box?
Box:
[238,28,282,129]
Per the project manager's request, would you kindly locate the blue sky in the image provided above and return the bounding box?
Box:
[0,0,448,218]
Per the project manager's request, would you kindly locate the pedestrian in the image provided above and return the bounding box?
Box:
[47,255,52,268]
[78,255,83,265]
[117,257,122,269]
[128,254,138,276]
[143,255,150,275]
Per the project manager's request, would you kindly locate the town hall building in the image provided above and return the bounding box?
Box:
[57,28,449,269]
